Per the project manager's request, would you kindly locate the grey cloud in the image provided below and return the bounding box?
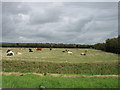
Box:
[0,2,2,42]
[2,2,118,44]
[2,2,31,15]
[119,2,120,35]
[64,2,118,9]
[28,5,63,25]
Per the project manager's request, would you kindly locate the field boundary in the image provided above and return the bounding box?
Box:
[1,72,119,78]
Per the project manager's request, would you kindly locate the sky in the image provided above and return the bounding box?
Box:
[2,2,118,44]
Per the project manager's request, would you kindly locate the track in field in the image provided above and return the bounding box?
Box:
[1,72,119,78]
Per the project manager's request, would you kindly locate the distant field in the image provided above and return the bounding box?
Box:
[2,48,118,63]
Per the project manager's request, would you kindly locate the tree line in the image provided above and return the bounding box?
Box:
[1,36,119,54]
[1,43,93,48]
[93,36,119,54]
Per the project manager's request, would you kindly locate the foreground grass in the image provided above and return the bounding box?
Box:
[2,74,118,88]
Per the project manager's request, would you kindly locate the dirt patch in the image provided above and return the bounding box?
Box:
[94,75,119,77]
[32,73,44,76]
[1,72,119,78]
[47,73,62,77]
[2,72,24,76]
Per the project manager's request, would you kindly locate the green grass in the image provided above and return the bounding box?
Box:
[2,74,119,88]
[2,48,119,74]
[1,48,119,88]
[2,48,118,63]
[0,75,2,88]
[2,60,118,75]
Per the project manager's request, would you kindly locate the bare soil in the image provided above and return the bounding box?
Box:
[1,72,119,78]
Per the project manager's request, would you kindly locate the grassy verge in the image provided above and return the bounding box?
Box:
[3,60,118,75]
[2,74,119,88]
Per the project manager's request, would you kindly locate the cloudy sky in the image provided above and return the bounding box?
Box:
[2,2,118,44]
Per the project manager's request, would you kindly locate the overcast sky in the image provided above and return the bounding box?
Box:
[2,2,118,44]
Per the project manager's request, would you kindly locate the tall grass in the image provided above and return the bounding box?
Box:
[3,60,118,75]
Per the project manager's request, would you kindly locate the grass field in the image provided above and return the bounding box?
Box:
[2,74,119,88]
[2,48,118,63]
[1,48,119,88]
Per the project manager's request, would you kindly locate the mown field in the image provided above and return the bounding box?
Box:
[2,48,118,63]
[1,48,119,88]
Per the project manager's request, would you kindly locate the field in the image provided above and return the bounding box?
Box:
[2,74,118,88]
[2,48,118,63]
[1,48,119,88]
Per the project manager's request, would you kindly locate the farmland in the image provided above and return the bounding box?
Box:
[1,48,119,88]
[2,48,118,63]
